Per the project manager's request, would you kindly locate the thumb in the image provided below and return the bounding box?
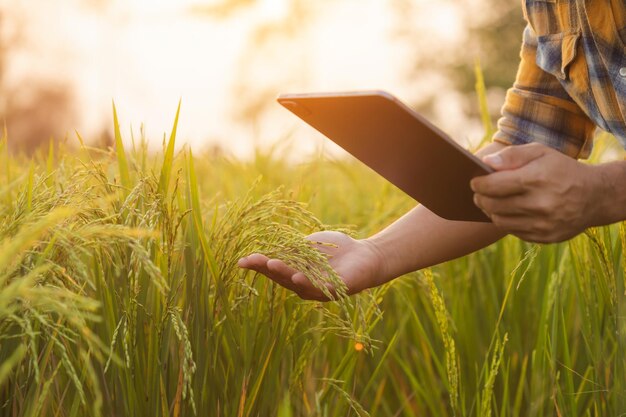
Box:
[482,143,548,171]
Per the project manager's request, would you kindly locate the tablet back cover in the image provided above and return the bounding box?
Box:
[278,91,492,222]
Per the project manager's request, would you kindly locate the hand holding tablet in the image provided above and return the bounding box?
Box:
[278,91,493,222]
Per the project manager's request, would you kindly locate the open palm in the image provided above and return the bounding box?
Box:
[238,231,383,301]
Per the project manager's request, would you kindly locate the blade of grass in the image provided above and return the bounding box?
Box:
[159,99,182,196]
[112,101,131,191]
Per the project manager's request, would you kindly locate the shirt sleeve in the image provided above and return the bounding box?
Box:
[493,24,596,159]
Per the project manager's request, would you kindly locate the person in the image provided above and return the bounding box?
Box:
[239,0,626,301]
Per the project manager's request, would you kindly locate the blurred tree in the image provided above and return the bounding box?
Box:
[0,11,4,88]
[452,0,526,93]
[0,8,12,114]
[190,0,319,134]
[3,86,75,153]
[391,0,525,120]
[192,0,525,136]
[0,5,76,154]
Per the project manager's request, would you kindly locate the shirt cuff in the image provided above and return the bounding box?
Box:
[493,87,596,159]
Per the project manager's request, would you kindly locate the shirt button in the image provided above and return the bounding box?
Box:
[620,67,626,77]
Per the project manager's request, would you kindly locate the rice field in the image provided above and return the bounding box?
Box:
[0,98,625,416]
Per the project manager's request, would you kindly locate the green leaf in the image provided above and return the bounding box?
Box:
[0,345,26,387]
[112,101,131,191]
[474,59,495,147]
[159,99,182,196]
[26,162,34,212]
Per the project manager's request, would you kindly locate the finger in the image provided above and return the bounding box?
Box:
[237,253,270,270]
[471,170,526,197]
[482,143,548,171]
[490,214,531,234]
[291,272,337,301]
[490,214,552,238]
[485,213,562,243]
[239,254,299,292]
[473,194,534,216]
[267,258,299,280]
[305,233,341,256]
[268,259,341,300]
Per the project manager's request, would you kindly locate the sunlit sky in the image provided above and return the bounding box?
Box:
[4,0,482,158]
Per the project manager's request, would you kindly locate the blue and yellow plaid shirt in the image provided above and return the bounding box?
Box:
[493,0,626,158]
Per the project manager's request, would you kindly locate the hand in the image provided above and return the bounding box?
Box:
[237,231,385,301]
[470,143,601,243]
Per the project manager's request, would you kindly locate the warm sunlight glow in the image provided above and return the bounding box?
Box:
[4,0,479,157]
[257,0,289,20]
[120,0,198,13]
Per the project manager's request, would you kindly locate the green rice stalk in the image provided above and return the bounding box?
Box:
[0,345,26,387]
[318,378,371,417]
[424,269,459,416]
[480,333,508,417]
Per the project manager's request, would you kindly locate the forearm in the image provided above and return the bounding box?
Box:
[366,142,507,284]
[367,205,504,283]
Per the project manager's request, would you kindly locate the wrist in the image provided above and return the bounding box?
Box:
[361,236,395,288]
[587,161,626,226]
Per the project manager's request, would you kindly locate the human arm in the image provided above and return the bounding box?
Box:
[239,135,626,300]
[238,142,509,301]
[471,142,626,243]
[468,20,619,243]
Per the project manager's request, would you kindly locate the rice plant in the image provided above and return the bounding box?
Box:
[0,76,624,416]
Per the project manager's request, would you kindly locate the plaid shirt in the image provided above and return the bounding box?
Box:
[493,0,626,158]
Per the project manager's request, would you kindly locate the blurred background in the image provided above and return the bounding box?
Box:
[0,0,524,157]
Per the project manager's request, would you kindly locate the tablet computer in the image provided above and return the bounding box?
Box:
[277,90,493,222]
